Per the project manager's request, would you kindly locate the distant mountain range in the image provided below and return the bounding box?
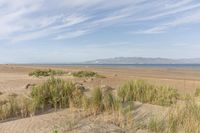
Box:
[83,57,200,64]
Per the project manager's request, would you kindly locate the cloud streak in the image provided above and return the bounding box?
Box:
[1,0,200,42]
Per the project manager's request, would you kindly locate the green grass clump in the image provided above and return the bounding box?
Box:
[72,71,105,78]
[29,69,65,77]
[89,88,121,115]
[117,80,179,106]
[31,77,83,111]
[91,88,104,113]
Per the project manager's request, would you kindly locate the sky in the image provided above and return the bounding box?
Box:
[0,0,200,63]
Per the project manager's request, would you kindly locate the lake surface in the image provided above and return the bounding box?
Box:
[34,64,200,70]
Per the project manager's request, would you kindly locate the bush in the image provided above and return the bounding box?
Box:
[29,69,65,77]
[72,71,105,78]
[31,77,83,111]
[117,80,179,106]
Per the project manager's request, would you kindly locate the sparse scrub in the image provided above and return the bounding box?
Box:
[29,69,66,77]
[72,70,105,78]
[117,80,179,106]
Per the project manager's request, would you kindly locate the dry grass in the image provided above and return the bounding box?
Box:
[117,80,179,106]
[0,96,35,120]
[148,117,165,133]
[147,98,200,133]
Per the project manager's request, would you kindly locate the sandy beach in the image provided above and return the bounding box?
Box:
[0,64,200,95]
[0,65,200,132]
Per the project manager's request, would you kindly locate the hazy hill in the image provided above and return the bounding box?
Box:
[83,57,200,64]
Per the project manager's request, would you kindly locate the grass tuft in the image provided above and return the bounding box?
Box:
[117,80,179,106]
[31,77,81,111]
[147,99,200,133]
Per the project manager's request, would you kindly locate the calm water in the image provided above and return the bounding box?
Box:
[35,64,200,70]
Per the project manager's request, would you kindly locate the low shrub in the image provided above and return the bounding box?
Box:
[29,69,65,77]
[72,71,105,78]
[117,80,179,106]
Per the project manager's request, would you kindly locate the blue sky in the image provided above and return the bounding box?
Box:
[1,0,200,63]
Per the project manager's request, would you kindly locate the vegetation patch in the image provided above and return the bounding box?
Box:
[0,78,84,120]
[0,96,34,120]
[0,78,133,129]
[29,69,66,77]
[31,77,84,111]
[147,99,200,133]
[72,70,105,78]
[117,80,179,106]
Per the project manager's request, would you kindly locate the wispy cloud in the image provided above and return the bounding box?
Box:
[1,0,200,42]
[53,30,89,40]
[135,8,200,34]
